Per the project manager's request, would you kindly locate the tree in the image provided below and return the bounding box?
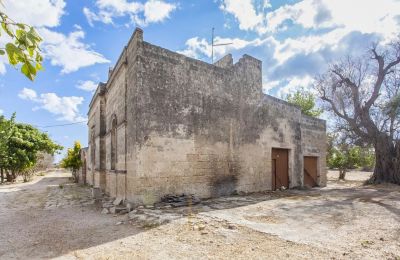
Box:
[327,133,375,180]
[0,2,43,80]
[358,147,375,171]
[328,144,361,180]
[0,113,15,183]
[0,114,62,182]
[286,88,323,117]
[61,141,83,182]
[7,122,62,181]
[316,40,400,184]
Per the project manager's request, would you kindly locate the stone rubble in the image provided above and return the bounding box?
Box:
[99,191,290,229]
[157,194,201,208]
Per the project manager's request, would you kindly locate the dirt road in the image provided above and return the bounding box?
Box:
[0,170,399,259]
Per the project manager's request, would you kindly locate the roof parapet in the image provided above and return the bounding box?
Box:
[214,54,233,68]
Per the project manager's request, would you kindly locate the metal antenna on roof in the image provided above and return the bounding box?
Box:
[211,27,232,64]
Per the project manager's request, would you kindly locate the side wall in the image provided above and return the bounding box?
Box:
[87,93,106,189]
[301,115,327,186]
[104,51,127,199]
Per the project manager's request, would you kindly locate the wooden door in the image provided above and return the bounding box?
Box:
[304,156,318,187]
[271,148,289,190]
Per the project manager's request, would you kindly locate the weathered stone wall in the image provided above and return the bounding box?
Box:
[87,85,106,189]
[78,148,88,185]
[301,114,327,186]
[103,53,127,198]
[86,28,327,204]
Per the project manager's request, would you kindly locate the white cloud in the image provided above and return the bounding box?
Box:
[18,88,85,122]
[220,0,263,31]
[265,0,321,33]
[0,109,3,115]
[77,80,98,92]
[262,80,280,93]
[276,75,315,98]
[220,0,400,43]
[18,88,38,101]
[2,0,66,28]
[83,0,176,27]
[272,28,348,65]
[178,36,267,60]
[39,27,110,74]
[83,7,114,26]
[143,0,176,24]
[264,0,400,40]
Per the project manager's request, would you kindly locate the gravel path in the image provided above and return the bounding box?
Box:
[0,170,399,259]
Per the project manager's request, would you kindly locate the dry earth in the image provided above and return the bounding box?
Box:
[0,170,399,259]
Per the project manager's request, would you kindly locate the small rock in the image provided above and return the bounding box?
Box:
[201,231,208,235]
[113,197,123,206]
[126,202,134,212]
[101,208,109,214]
[102,202,113,208]
[227,224,236,230]
[115,221,123,225]
[109,207,116,214]
[198,224,206,231]
[119,209,129,214]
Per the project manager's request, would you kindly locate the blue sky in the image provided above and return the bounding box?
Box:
[0,0,399,160]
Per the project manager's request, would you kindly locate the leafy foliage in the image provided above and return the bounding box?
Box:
[286,88,323,117]
[61,141,83,182]
[0,6,43,80]
[0,114,62,182]
[327,133,375,180]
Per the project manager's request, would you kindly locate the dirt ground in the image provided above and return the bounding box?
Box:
[0,170,399,259]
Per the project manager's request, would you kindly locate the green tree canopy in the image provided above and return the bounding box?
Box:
[0,2,43,80]
[61,141,83,182]
[0,114,62,182]
[286,88,323,117]
[7,123,62,173]
[327,133,375,180]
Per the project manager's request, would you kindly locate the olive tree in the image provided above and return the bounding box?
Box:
[316,40,400,184]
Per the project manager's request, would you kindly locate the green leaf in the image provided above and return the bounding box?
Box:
[28,47,34,57]
[5,43,19,65]
[1,22,13,37]
[0,49,4,55]
[21,61,36,81]
[17,23,25,29]
[35,62,43,71]
[15,29,23,39]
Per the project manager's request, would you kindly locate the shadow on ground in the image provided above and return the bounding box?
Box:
[0,170,399,259]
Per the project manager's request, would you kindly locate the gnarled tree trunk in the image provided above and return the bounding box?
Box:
[338,169,346,180]
[370,137,400,184]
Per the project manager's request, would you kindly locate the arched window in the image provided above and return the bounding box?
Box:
[111,116,117,170]
[90,132,96,168]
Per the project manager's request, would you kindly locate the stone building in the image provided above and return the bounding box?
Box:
[78,147,88,185]
[83,28,326,204]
